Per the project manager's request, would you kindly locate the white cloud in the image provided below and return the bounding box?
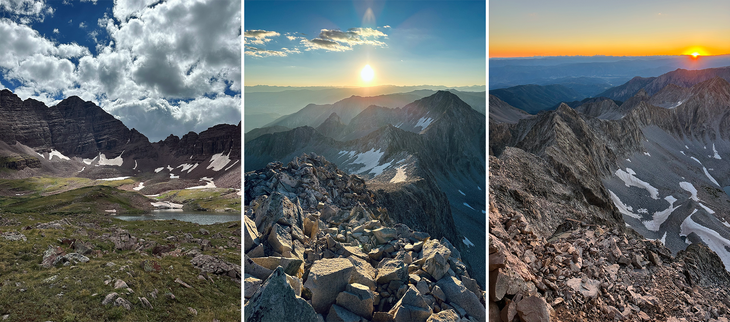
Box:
[79,21,87,28]
[245,46,299,58]
[244,30,280,45]
[301,27,387,52]
[53,28,58,33]
[0,0,241,141]
[81,0,97,4]
[0,0,52,23]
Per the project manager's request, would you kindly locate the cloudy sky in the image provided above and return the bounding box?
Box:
[0,0,240,141]
[491,0,730,57]
[244,1,486,87]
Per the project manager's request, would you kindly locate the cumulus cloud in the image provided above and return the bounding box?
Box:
[0,0,241,141]
[244,46,300,58]
[0,0,53,23]
[244,30,280,45]
[301,27,387,52]
[52,28,58,33]
[300,38,352,52]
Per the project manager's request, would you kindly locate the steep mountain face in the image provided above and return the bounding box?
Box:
[0,89,240,188]
[489,84,583,114]
[490,67,730,321]
[0,89,151,159]
[246,91,486,286]
[489,95,532,124]
[314,112,346,139]
[596,76,656,101]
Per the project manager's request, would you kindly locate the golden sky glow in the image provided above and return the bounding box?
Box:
[490,1,730,58]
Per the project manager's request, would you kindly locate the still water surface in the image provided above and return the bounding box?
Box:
[116,210,241,225]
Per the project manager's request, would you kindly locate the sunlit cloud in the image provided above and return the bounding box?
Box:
[244,30,280,45]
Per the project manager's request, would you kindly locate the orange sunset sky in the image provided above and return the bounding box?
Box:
[490,0,730,58]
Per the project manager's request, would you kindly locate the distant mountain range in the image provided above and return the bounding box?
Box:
[244,85,486,130]
[489,84,582,114]
[0,89,240,189]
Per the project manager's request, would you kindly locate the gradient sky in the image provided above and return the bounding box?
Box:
[0,0,240,141]
[491,0,730,58]
[244,0,486,87]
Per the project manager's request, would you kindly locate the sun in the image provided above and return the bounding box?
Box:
[361,64,374,82]
[692,52,700,58]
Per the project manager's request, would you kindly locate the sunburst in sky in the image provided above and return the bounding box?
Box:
[491,0,730,57]
[245,0,486,87]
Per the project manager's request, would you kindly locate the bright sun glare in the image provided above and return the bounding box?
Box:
[361,64,374,82]
[692,52,700,58]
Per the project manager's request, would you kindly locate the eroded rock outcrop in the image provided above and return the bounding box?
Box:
[244,154,486,321]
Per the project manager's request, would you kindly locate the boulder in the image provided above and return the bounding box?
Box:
[244,266,319,322]
[376,258,408,284]
[388,285,432,322]
[41,246,64,268]
[426,309,460,322]
[566,277,600,299]
[421,240,452,281]
[250,256,303,276]
[244,215,260,252]
[268,223,293,256]
[436,276,485,321]
[516,296,551,322]
[347,256,377,291]
[114,297,132,310]
[244,274,262,298]
[192,254,241,280]
[102,292,118,305]
[371,227,397,244]
[304,258,354,314]
[326,304,361,322]
[335,283,373,319]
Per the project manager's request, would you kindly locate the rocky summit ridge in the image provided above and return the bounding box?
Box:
[490,67,730,321]
[244,154,486,322]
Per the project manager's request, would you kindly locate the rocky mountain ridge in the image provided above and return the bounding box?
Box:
[244,154,486,321]
[0,89,241,189]
[490,66,730,321]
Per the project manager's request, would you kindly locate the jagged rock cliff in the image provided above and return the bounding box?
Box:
[244,154,486,321]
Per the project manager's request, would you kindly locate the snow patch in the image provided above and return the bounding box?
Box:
[48,149,70,161]
[691,156,702,164]
[154,167,164,173]
[133,160,137,170]
[626,168,636,175]
[680,151,685,155]
[166,165,173,171]
[462,203,475,210]
[458,190,466,196]
[680,213,730,271]
[477,186,482,191]
[97,176,130,181]
[608,190,641,219]
[78,167,85,172]
[414,117,434,129]
[82,156,96,165]
[626,159,631,162]
[186,177,216,190]
[207,151,232,171]
[390,166,407,183]
[680,182,699,201]
[133,182,145,191]
[369,161,392,176]
[643,195,679,232]
[615,168,659,199]
[177,163,196,172]
[224,160,239,171]
[702,167,720,187]
[713,143,722,159]
[462,237,475,247]
[170,173,179,179]
[98,152,124,166]
[643,152,651,157]
[637,208,648,214]
[37,152,44,159]
[699,203,715,214]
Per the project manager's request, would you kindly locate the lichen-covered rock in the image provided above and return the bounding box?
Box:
[244,266,318,322]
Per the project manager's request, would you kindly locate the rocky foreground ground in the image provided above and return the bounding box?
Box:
[0,213,241,321]
[489,197,730,322]
[244,154,486,321]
